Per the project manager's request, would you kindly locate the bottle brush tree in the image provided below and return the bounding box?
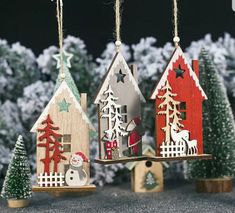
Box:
[187,49,235,179]
[1,135,32,200]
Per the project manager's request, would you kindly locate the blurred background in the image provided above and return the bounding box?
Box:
[0,0,234,57]
[0,0,235,187]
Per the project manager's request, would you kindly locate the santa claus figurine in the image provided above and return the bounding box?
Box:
[126,117,144,156]
[65,152,89,186]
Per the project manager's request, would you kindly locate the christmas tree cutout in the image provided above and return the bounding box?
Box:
[100,85,128,157]
[158,80,183,143]
[37,114,66,173]
[1,135,32,200]
[143,171,158,190]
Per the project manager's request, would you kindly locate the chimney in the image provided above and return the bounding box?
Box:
[129,64,139,83]
[192,60,199,78]
[81,93,87,112]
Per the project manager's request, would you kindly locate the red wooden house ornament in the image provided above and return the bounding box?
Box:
[150,46,211,160]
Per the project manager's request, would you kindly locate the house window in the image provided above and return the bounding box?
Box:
[121,105,128,123]
[59,134,72,152]
[179,102,186,120]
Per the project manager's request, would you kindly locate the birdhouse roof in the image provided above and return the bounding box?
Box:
[94,51,146,104]
[125,145,168,170]
[30,80,96,132]
[150,46,207,100]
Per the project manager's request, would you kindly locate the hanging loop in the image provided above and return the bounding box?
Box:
[173,0,180,47]
[56,0,65,80]
[115,0,122,52]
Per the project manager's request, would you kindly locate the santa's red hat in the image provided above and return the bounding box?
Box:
[73,152,89,162]
[133,117,141,125]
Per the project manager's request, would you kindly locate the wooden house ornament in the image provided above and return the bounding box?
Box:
[31,58,96,192]
[150,46,211,161]
[126,145,168,193]
[94,51,147,164]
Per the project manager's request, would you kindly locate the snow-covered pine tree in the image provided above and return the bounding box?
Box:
[187,49,235,179]
[0,40,39,102]
[1,135,32,200]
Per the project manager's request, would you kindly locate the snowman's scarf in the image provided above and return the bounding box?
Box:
[70,165,87,180]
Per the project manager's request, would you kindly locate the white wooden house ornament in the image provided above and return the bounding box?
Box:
[31,70,96,192]
[94,51,146,164]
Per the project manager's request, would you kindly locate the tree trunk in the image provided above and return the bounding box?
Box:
[195,178,233,193]
[8,199,29,208]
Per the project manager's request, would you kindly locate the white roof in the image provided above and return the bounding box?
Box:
[94,52,146,104]
[150,46,207,100]
[31,80,96,132]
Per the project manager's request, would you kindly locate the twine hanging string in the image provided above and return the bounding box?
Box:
[115,0,122,52]
[56,0,65,79]
[173,0,180,47]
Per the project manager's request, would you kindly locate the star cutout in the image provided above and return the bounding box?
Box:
[53,50,73,69]
[115,70,126,83]
[57,98,71,112]
[174,65,185,78]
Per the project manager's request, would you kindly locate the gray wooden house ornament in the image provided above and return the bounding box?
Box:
[94,51,146,163]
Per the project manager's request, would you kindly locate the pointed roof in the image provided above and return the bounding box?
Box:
[94,51,146,104]
[30,80,96,132]
[150,46,207,100]
[125,145,168,170]
[54,67,81,102]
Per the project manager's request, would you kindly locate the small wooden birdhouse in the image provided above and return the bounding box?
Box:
[94,51,146,163]
[31,66,96,191]
[126,145,168,193]
[150,46,209,159]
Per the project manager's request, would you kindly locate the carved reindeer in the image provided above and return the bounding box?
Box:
[185,139,198,155]
[170,124,189,143]
[170,124,198,156]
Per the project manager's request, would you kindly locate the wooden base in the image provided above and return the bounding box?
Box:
[148,154,212,162]
[196,178,233,193]
[7,199,29,208]
[95,156,148,165]
[33,185,96,197]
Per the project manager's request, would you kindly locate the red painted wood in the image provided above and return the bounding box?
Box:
[37,114,67,173]
[192,60,199,78]
[155,55,205,156]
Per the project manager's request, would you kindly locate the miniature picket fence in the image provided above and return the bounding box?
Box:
[160,141,186,157]
[38,172,65,187]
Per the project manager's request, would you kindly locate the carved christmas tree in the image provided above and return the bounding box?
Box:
[100,85,128,157]
[37,114,66,173]
[158,80,183,143]
[143,171,158,190]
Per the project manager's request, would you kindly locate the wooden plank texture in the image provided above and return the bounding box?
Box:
[149,154,212,162]
[32,185,96,192]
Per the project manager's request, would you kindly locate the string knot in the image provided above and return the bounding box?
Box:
[115,40,122,52]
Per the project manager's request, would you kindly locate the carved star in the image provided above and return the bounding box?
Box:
[174,65,185,78]
[53,50,73,69]
[58,98,71,112]
[115,70,126,83]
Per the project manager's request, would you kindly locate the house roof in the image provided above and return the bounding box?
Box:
[94,51,146,104]
[30,80,96,132]
[125,145,168,170]
[150,46,207,100]
[54,66,81,102]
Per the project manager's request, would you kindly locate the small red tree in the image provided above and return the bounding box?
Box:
[37,114,66,173]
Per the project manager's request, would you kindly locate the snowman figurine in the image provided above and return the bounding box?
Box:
[65,152,89,186]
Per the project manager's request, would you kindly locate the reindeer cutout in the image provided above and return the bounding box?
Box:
[170,124,198,156]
